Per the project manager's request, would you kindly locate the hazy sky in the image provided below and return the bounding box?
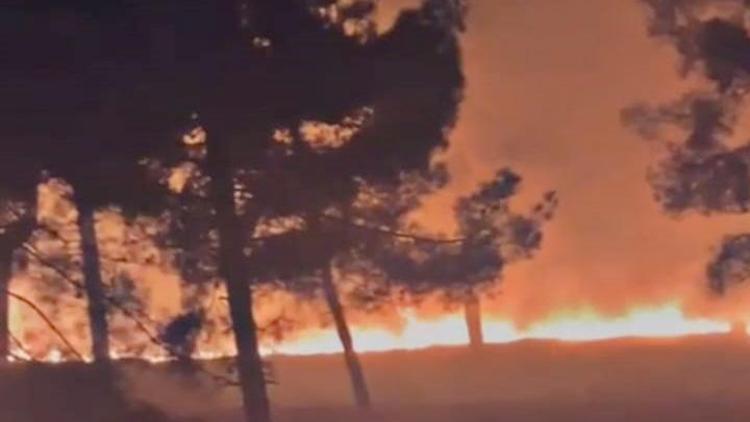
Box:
[391,0,750,323]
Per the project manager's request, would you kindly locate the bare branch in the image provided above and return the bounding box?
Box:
[7,290,85,361]
[22,241,160,328]
[21,243,84,290]
[20,238,268,387]
[322,215,465,244]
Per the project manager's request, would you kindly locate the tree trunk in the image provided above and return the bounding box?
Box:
[0,247,11,361]
[207,132,271,422]
[464,292,483,349]
[77,205,110,362]
[321,265,371,409]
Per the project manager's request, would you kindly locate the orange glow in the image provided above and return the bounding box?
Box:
[263,303,732,356]
[8,296,736,364]
[484,303,731,342]
[264,310,471,355]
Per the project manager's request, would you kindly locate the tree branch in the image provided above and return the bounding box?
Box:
[21,243,84,290]
[18,244,165,357]
[7,290,85,361]
[321,215,465,244]
[20,237,270,387]
[22,242,160,327]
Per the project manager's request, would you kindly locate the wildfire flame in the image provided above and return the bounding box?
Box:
[7,292,737,364]
[265,302,732,356]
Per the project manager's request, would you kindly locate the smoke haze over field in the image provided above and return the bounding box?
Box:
[405,0,750,324]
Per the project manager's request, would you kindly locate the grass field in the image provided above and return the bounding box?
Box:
[4,334,750,421]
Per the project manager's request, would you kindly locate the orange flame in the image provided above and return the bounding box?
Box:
[263,302,732,356]
[8,295,737,364]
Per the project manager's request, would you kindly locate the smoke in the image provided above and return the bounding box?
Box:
[411,0,750,325]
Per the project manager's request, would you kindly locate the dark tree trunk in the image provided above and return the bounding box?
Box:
[321,266,371,409]
[0,247,11,361]
[77,205,110,362]
[207,131,271,422]
[464,292,483,349]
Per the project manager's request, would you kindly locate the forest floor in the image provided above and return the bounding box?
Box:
[3,334,750,421]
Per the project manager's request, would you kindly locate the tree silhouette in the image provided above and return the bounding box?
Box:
[148,1,467,417]
[366,170,557,347]
[244,165,555,408]
[1,1,185,365]
[244,166,449,408]
[627,0,750,296]
[4,1,468,420]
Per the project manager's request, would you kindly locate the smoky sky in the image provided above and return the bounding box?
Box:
[399,0,750,324]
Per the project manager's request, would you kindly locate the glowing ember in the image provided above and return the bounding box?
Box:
[44,349,64,364]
